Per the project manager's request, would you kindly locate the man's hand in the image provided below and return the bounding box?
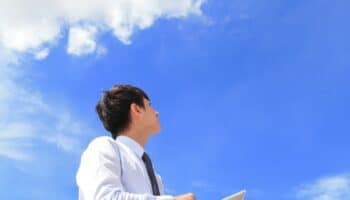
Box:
[174,193,196,200]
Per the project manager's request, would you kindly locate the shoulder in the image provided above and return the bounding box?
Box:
[88,136,116,148]
[83,136,120,157]
[76,136,121,187]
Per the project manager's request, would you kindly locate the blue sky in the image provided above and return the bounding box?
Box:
[1,0,350,199]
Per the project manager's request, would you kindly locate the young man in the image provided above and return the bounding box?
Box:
[76,84,196,200]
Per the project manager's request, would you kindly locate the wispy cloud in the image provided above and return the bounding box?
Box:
[0,50,92,161]
[296,174,350,200]
[0,0,204,58]
[0,140,34,161]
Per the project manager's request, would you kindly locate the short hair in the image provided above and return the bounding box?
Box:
[95,84,149,139]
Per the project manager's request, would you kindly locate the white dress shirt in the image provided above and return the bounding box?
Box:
[76,135,174,200]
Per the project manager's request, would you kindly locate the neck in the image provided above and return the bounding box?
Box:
[120,128,149,148]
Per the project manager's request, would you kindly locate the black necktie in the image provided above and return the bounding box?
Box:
[142,152,160,196]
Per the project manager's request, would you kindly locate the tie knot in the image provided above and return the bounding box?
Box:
[142,152,151,162]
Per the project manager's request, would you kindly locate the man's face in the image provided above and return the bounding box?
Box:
[140,98,161,134]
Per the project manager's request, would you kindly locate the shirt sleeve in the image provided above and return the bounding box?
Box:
[76,137,175,200]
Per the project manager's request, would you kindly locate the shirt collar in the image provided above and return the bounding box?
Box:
[116,135,145,158]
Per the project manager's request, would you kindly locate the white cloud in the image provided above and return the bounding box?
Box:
[0,45,20,66]
[0,0,204,57]
[296,174,350,200]
[34,48,50,60]
[67,25,97,56]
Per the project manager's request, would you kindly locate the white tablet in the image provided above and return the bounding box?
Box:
[222,190,246,200]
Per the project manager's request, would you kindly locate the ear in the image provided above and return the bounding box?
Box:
[130,103,143,116]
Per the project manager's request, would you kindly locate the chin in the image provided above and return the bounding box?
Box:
[152,126,161,134]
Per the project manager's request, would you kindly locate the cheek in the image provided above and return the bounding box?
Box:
[146,113,156,123]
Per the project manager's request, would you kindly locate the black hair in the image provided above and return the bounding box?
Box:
[95,84,149,139]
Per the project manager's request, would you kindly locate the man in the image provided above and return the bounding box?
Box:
[76,84,196,200]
